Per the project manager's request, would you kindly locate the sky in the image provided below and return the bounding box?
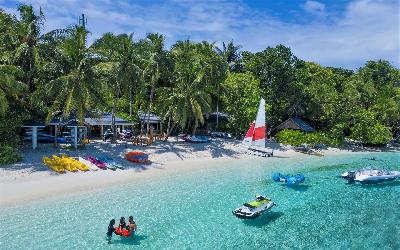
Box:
[1,0,399,69]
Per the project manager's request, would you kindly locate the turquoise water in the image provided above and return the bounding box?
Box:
[0,152,399,249]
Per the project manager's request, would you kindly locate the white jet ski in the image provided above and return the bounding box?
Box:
[342,169,400,184]
[232,195,276,219]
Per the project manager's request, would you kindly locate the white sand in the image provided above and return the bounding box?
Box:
[0,138,379,208]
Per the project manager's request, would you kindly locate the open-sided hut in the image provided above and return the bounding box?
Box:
[275,118,315,132]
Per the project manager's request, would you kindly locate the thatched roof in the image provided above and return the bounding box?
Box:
[275,118,315,132]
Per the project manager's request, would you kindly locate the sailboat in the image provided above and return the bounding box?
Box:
[242,98,273,157]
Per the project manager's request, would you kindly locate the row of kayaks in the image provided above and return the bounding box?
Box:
[43,151,150,173]
[43,155,129,173]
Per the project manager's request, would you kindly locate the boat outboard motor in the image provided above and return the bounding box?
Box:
[345,171,356,183]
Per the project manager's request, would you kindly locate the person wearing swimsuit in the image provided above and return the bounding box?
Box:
[127,216,137,236]
[118,217,126,232]
[106,219,116,244]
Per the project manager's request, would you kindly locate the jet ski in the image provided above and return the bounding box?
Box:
[341,169,400,184]
[232,195,276,219]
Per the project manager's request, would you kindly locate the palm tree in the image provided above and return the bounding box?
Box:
[139,33,168,135]
[92,33,140,142]
[13,5,44,92]
[45,26,103,124]
[0,65,27,116]
[198,41,228,129]
[160,40,212,137]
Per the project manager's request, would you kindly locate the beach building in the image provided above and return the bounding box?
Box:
[84,113,135,137]
[138,112,162,132]
[22,120,87,149]
[275,117,315,132]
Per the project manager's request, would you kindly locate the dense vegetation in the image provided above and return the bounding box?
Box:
[0,6,399,162]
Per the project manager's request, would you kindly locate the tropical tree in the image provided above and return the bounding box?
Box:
[159,40,212,137]
[13,5,44,92]
[221,72,261,137]
[139,33,169,135]
[92,33,140,141]
[243,45,304,126]
[216,40,242,73]
[0,65,26,116]
[44,26,103,123]
[194,41,228,129]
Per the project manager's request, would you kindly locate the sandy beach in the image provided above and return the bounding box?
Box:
[0,138,390,208]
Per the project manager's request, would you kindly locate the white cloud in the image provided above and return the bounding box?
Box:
[1,0,399,69]
[302,0,326,16]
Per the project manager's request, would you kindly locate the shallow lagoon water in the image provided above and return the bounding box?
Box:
[0,152,399,249]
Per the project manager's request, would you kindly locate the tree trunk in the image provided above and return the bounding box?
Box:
[216,81,219,129]
[111,93,117,143]
[129,85,132,117]
[192,119,198,136]
[164,118,176,141]
[54,124,58,148]
[145,83,155,135]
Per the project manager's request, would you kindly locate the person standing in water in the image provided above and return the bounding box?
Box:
[127,216,137,236]
[118,217,126,231]
[106,219,116,244]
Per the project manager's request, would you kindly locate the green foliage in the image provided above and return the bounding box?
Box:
[0,5,398,149]
[221,72,261,136]
[0,144,21,165]
[276,129,342,147]
[0,110,29,146]
[158,40,216,135]
[349,110,392,145]
[243,45,304,126]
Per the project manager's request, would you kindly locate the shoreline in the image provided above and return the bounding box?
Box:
[0,139,397,208]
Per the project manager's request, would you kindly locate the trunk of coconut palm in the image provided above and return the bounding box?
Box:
[129,85,132,117]
[164,115,176,141]
[54,123,58,148]
[111,92,117,143]
[145,83,155,135]
[192,119,198,136]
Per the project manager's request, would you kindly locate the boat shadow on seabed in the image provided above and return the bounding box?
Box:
[359,180,400,189]
[242,211,284,228]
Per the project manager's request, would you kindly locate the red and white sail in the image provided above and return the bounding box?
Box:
[242,121,255,146]
[242,98,266,148]
[252,97,266,148]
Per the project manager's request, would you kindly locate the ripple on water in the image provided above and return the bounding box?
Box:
[0,152,399,249]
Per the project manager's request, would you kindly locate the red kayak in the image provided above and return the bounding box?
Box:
[126,151,150,164]
[115,227,131,237]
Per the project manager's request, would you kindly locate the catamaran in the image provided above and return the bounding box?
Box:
[242,98,273,157]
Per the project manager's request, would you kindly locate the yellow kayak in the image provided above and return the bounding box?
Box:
[61,155,89,171]
[42,156,65,173]
[53,155,78,172]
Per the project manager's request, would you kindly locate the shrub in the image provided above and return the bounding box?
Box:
[276,129,342,147]
[276,129,304,147]
[0,144,21,165]
[350,122,392,145]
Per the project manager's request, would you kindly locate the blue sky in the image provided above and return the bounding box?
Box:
[1,0,399,69]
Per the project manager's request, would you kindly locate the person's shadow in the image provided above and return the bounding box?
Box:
[111,234,148,246]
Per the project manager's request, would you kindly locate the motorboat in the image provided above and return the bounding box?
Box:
[341,169,400,184]
[232,195,276,219]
